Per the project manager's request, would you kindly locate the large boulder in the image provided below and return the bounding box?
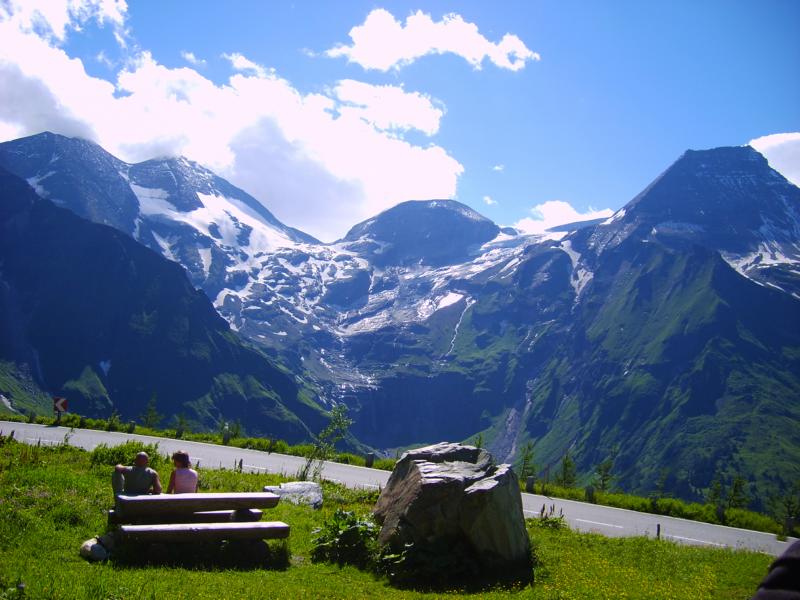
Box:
[373,442,531,572]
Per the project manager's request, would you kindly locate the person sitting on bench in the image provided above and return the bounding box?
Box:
[112,451,162,495]
[166,450,198,494]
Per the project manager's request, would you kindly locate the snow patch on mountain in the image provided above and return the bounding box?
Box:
[437,292,464,310]
[723,244,800,270]
[26,171,56,197]
[198,247,212,277]
[0,394,18,413]
[560,240,593,296]
[601,208,626,225]
[151,231,177,262]
[130,184,173,214]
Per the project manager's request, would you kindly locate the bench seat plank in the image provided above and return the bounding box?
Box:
[116,492,279,517]
[109,508,263,525]
[119,521,290,542]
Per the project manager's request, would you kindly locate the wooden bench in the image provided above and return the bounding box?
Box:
[111,492,289,544]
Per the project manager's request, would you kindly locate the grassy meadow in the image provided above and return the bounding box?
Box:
[0,434,774,599]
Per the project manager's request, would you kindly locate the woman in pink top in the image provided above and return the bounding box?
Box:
[167,450,199,494]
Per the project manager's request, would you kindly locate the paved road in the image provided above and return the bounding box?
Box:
[2,421,794,556]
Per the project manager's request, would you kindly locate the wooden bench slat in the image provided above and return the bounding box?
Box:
[109,508,263,525]
[116,492,280,516]
[119,521,290,542]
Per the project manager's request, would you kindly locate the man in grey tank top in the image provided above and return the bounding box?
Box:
[112,451,162,495]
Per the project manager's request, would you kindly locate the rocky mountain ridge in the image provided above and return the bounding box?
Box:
[1,132,798,505]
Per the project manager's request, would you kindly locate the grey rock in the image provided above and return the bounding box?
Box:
[79,538,109,561]
[263,481,323,509]
[374,442,531,570]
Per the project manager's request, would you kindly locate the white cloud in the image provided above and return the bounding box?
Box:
[513,201,613,235]
[0,0,127,41]
[180,50,206,67]
[95,50,114,68]
[491,164,504,172]
[333,79,443,136]
[483,195,497,206]
[749,132,800,187]
[0,9,463,241]
[222,52,268,77]
[326,9,539,72]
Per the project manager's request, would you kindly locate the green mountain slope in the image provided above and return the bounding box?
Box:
[524,228,800,508]
[0,166,324,440]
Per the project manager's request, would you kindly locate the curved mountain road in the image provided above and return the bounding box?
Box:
[2,421,794,556]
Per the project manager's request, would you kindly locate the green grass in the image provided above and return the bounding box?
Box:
[0,436,773,599]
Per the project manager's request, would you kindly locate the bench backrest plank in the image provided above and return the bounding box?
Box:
[116,492,280,516]
[109,508,263,525]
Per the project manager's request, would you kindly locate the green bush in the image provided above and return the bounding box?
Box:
[726,508,782,534]
[372,458,396,471]
[89,440,166,471]
[311,509,377,569]
[285,443,315,458]
[230,437,288,454]
[334,452,366,466]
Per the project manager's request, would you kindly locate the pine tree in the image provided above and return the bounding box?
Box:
[727,476,749,510]
[557,451,577,487]
[706,476,723,506]
[595,458,614,492]
[174,413,189,439]
[519,442,535,479]
[139,394,162,429]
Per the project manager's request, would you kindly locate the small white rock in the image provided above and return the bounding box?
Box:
[79,538,109,562]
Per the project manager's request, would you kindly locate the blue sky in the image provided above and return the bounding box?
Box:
[1,1,798,240]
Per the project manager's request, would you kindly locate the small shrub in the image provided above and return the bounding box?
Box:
[311,509,377,569]
[89,440,165,471]
[285,443,314,458]
[105,410,121,432]
[334,452,366,466]
[726,508,781,535]
[373,458,396,471]
[533,504,567,530]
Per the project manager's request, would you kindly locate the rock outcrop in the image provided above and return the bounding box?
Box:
[373,442,531,572]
